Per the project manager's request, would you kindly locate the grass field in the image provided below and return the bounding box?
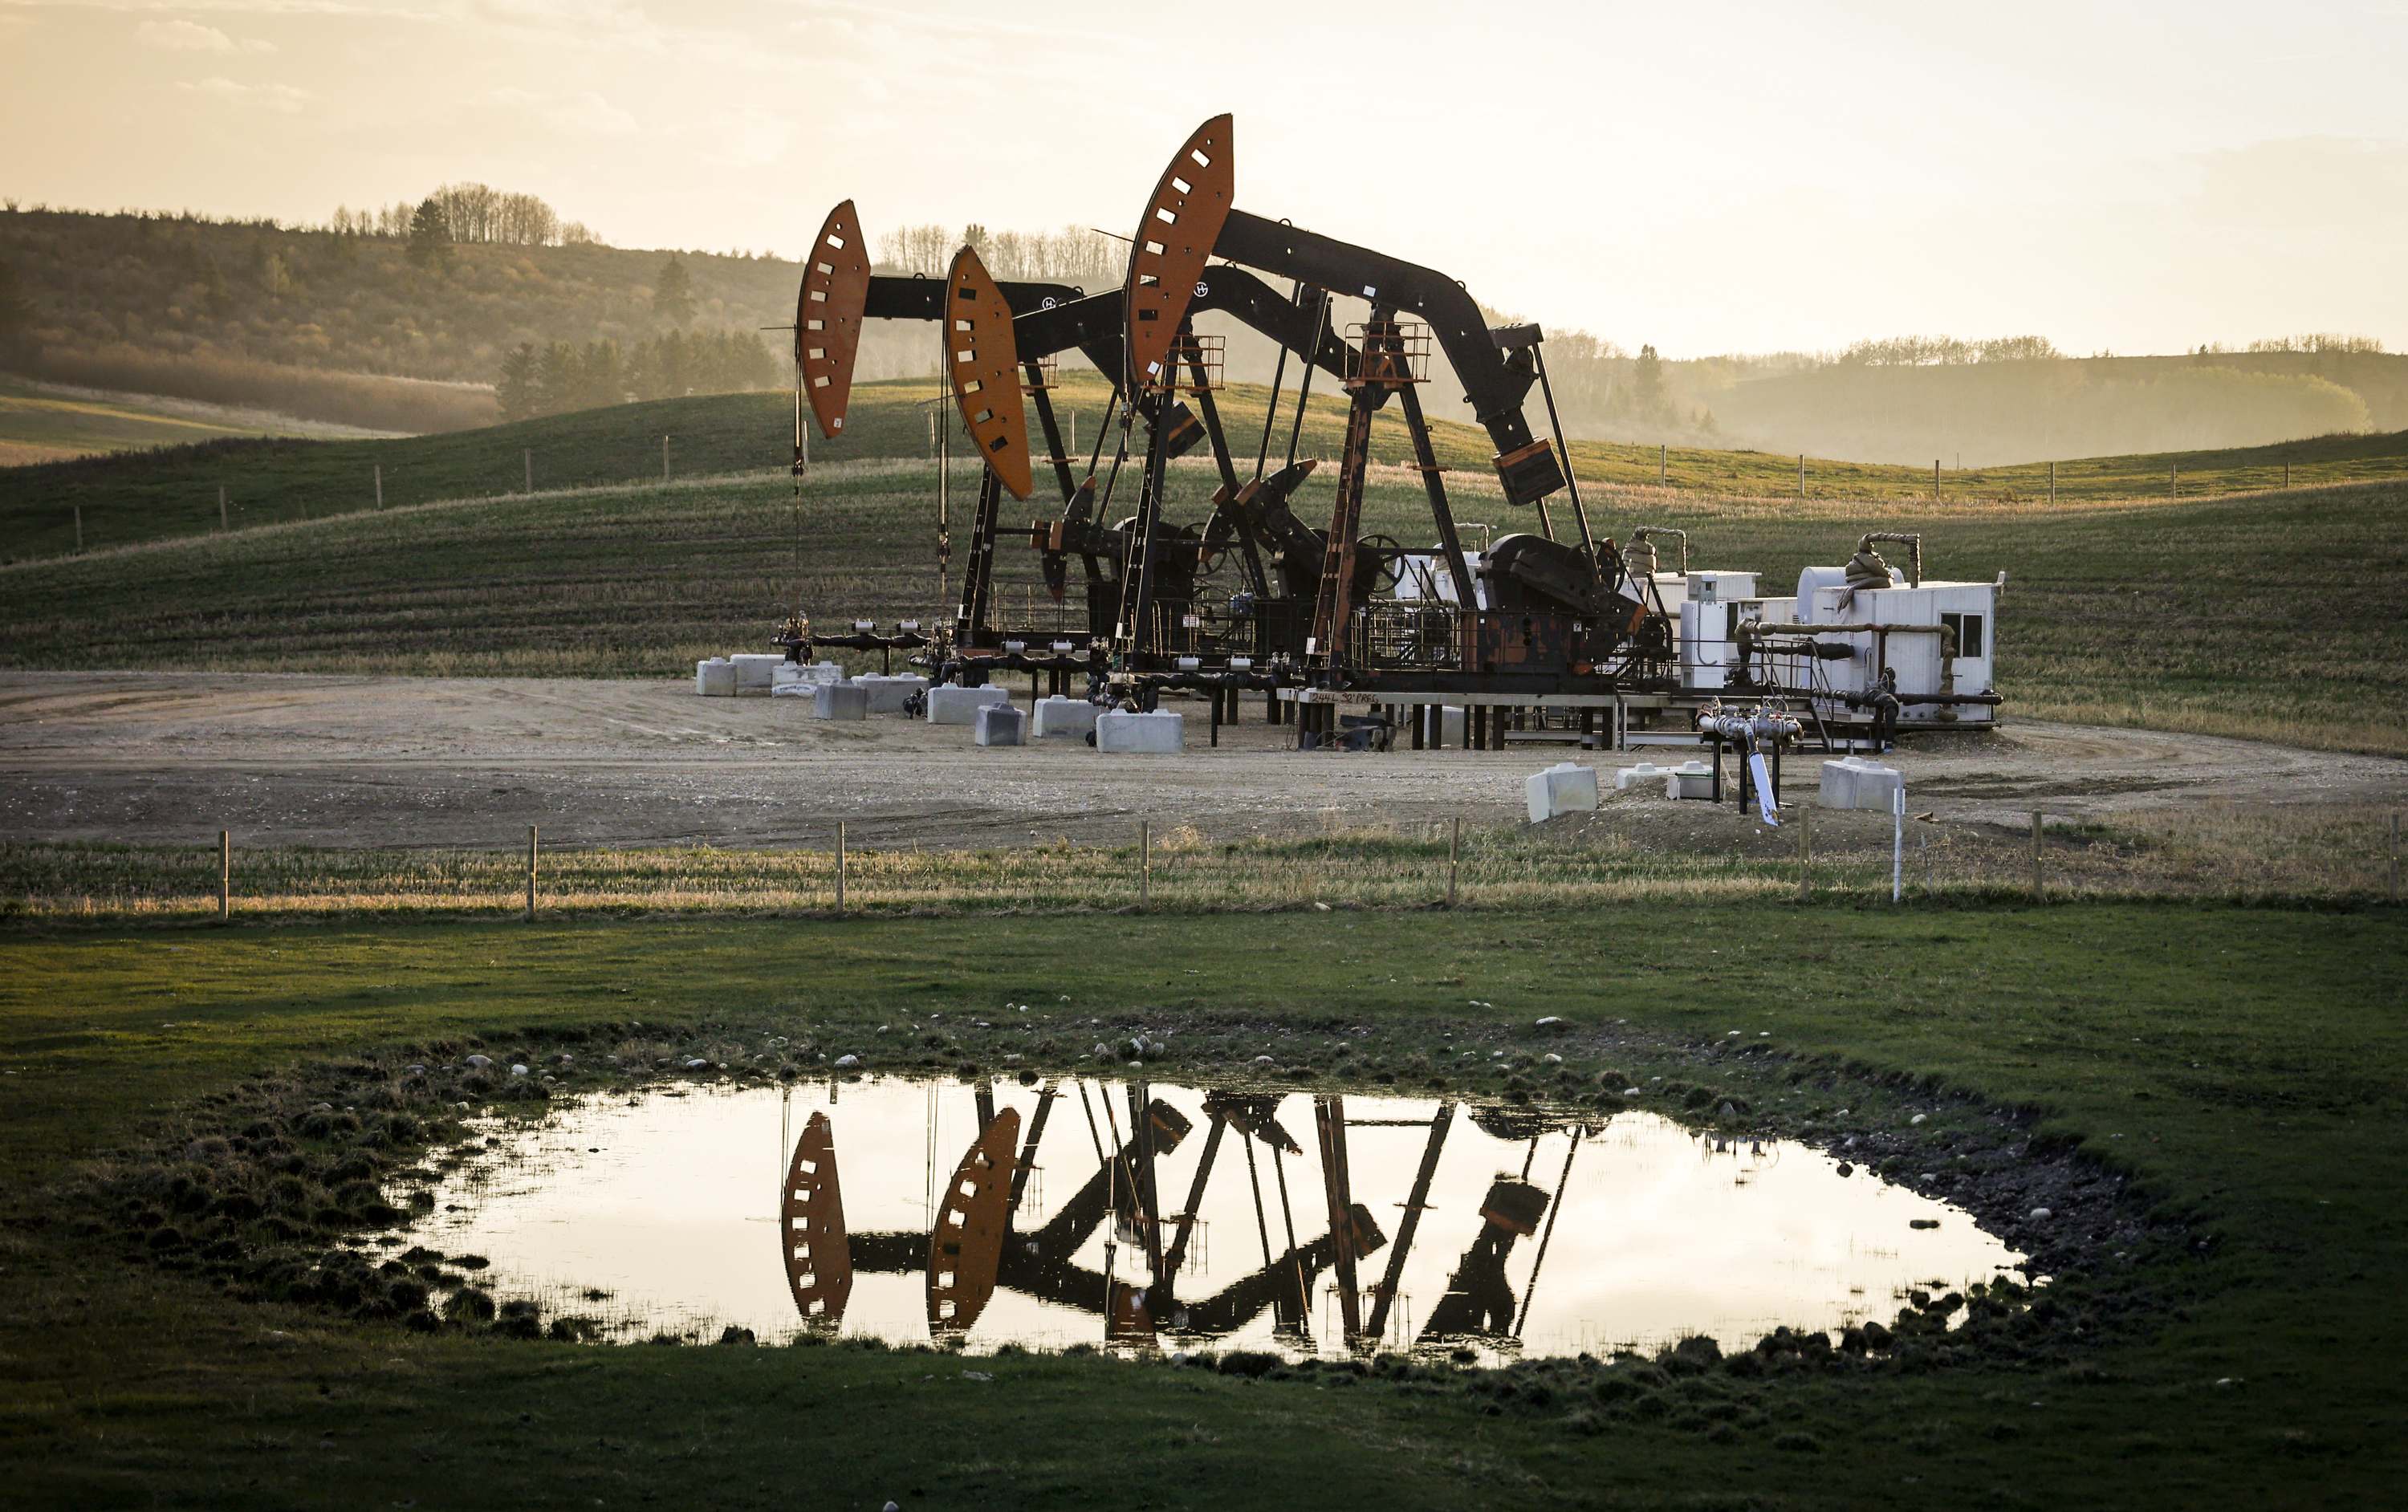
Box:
[2,796,2402,925]
[1,905,2402,1509]
[5,439,2405,754]
[6,374,2406,562]
[0,376,359,469]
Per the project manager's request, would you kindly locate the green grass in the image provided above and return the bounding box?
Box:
[8,374,2407,563]
[2,905,2403,1508]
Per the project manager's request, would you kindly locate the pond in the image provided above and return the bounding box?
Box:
[392,1075,2028,1360]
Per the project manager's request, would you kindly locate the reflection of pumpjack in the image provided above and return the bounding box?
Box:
[778,1083,1383,1348]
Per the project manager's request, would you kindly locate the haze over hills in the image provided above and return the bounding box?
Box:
[0,198,2398,469]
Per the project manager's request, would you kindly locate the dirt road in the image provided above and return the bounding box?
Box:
[4,671,2402,852]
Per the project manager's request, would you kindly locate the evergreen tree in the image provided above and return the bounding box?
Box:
[496,343,539,421]
[1631,343,1667,423]
[406,198,451,270]
[652,254,694,326]
[0,258,34,359]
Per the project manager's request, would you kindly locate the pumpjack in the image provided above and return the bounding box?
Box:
[782,115,1677,730]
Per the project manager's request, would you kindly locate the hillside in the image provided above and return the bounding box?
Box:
[1702,348,2408,467]
[8,205,2406,467]
[2,410,2404,754]
[7,376,2407,565]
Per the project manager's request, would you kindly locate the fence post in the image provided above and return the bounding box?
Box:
[2030,810,2044,904]
[1797,453,1804,498]
[663,434,671,483]
[836,820,847,915]
[1448,817,1460,907]
[524,449,532,494]
[2047,460,2055,502]
[1892,787,1905,903]
[525,825,537,921]
[374,464,383,509]
[2170,461,2178,499]
[218,486,228,530]
[1798,801,1812,903]
[1658,444,1666,486]
[74,504,83,551]
[1139,820,1150,910]
[1934,459,1941,500]
[218,830,231,921]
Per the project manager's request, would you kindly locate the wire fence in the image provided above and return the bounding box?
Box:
[2,804,2398,922]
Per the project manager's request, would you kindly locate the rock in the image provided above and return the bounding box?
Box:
[2028,1207,2052,1221]
[1910,1113,1927,1125]
[509,1064,529,1077]
[1534,1016,1568,1034]
[833,1055,860,1069]
[1255,1055,1275,1064]
[1910,1218,1940,1230]
[717,1326,756,1346]
[465,1056,492,1071]
[1542,1053,1563,1064]
[685,1058,710,1070]
[1836,1163,1855,1177]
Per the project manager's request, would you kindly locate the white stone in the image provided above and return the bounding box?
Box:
[1031,695,1100,738]
[2029,1207,2052,1221]
[813,683,868,721]
[1527,762,1600,823]
[1096,709,1185,753]
[1663,760,1716,800]
[925,684,1013,725]
[1614,762,1671,790]
[856,674,929,714]
[974,703,1026,747]
[694,658,736,697]
[833,1054,860,1069]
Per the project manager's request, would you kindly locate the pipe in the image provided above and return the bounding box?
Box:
[1628,526,1690,575]
[1857,532,1922,587]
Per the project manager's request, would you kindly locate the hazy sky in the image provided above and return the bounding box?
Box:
[4,0,2405,356]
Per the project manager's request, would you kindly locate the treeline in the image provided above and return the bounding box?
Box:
[496,330,779,421]
[326,184,600,248]
[876,223,1125,288]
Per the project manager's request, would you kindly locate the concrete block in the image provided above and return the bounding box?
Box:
[812,682,868,721]
[730,653,783,693]
[1032,696,1100,738]
[1096,710,1185,753]
[1440,705,1466,746]
[925,684,1013,726]
[1526,762,1601,823]
[1820,757,1903,811]
[1664,761,1716,800]
[856,673,929,714]
[694,658,736,697]
[974,703,1027,747]
[1613,762,1671,791]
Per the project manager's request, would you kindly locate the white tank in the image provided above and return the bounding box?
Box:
[1795,567,1850,621]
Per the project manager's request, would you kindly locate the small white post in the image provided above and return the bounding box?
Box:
[1892,786,1905,903]
[1448,817,1460,907]
[1139,820,1150,910]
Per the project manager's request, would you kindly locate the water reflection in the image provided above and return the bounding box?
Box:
[406,1077,2024,1361]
